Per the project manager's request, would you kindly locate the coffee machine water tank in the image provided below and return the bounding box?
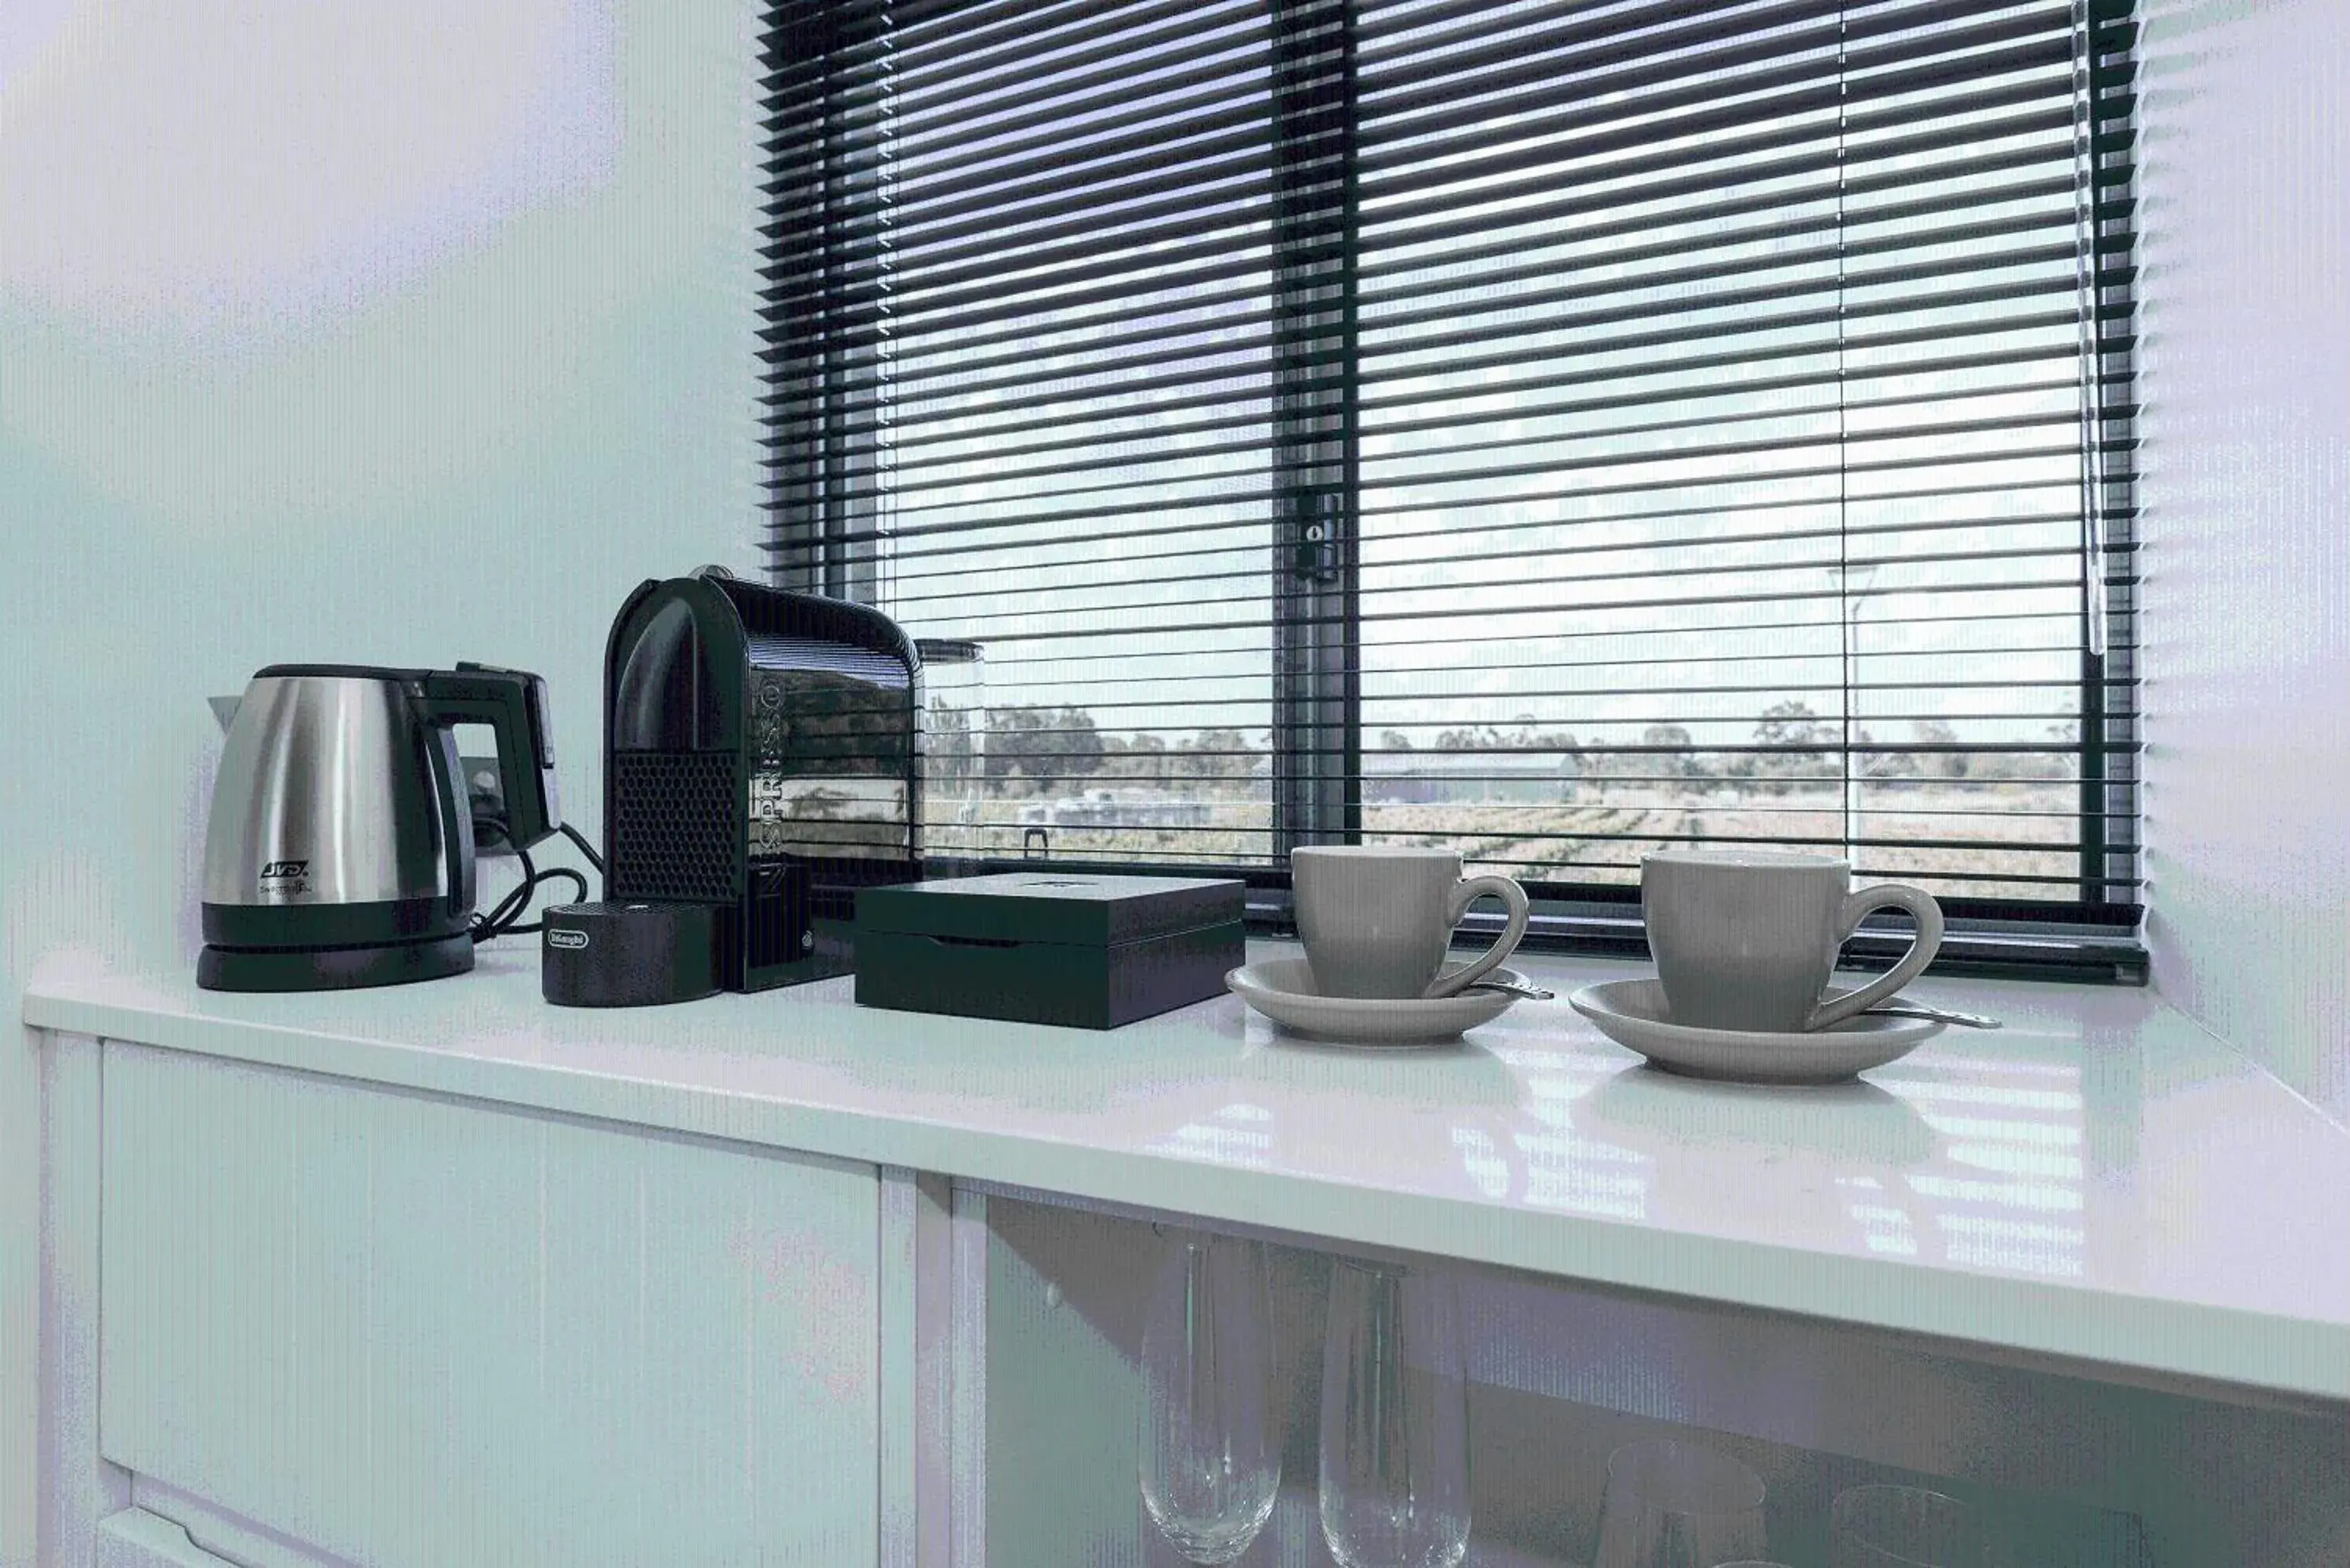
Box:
[915,638,985,877]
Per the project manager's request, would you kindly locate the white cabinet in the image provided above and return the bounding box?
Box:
[96,1042,881,1568]
[29,958,2349,1568]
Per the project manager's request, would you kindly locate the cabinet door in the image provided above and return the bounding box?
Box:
[99,1042,880,1568]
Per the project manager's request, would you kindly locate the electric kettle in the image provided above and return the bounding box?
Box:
[198,662,561,992]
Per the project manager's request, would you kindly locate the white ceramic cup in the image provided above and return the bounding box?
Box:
[1640,850,1944,1032]
[1292,846,1531,1000]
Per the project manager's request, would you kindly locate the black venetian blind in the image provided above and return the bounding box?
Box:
[760,0,2142,978]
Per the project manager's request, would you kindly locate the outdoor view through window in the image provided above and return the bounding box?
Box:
[787,0,2134,909]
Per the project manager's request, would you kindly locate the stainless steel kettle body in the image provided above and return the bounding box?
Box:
[199,662,559,992]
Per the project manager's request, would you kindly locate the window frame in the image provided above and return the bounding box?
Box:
[757,0,2146,984]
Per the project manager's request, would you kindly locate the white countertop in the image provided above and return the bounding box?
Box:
[25,943,2350,1403]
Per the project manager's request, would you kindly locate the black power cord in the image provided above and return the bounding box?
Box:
[470,815,601,941]
[558,819,606,877]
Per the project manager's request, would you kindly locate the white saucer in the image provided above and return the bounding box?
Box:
[1568,977,1943,1084]
[1227,958,1524,1046]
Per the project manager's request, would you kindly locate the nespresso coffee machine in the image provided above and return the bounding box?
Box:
[598,568,922,991]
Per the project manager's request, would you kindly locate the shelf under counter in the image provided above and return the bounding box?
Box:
[24,938,2350,1405]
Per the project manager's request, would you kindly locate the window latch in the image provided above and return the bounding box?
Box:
[1296,491,1343,585]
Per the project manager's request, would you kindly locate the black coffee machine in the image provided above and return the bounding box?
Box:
[599,568,922,991]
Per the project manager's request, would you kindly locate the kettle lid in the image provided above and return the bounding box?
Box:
[251,663,423,682]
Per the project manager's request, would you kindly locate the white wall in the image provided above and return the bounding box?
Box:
[0,2,763,1560]
[2137,0,2350,1127]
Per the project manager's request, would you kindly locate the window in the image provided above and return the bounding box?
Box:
[760,0,2140,979]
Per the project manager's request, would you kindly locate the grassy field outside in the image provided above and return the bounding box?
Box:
[920,775,2080,900]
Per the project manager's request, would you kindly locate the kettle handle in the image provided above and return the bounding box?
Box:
[422,724,476,920]
[418,665,560,851]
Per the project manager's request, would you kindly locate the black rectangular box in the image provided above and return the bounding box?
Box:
[854,873,1246,1029]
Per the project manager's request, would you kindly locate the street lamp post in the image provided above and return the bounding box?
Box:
[1834,565,1880,862]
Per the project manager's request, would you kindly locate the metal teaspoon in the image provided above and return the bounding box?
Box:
[1462,977,2001,1029]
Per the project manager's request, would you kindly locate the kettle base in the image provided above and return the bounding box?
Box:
[197,933,475,993]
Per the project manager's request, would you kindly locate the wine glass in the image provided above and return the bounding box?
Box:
[1138,1228,1281,1564]
[1318,1259,1470,1568]
[1590,1438,1769,1568]
[1831,1483,1992,1568]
